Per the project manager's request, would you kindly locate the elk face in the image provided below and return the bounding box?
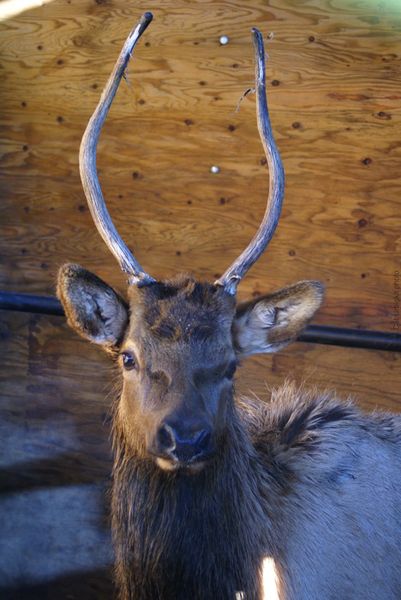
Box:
[58,15,324,471]
[119,277,237,472]
[58,266,323,472]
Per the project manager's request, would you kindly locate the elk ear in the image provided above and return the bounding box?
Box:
[233,281,324,357]
[57,264,128,350]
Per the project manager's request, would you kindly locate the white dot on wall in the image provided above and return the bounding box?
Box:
[219,35,229,45]
[210,165,220,174]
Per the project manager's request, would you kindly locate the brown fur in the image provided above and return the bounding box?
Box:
[130,274,235,343]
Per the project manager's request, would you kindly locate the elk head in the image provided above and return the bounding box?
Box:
[58,13,323,473]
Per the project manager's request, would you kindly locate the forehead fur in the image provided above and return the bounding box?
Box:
[128,275,236,343]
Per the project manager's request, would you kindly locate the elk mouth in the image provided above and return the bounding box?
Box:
[155,455,211,474]
[154,449,215,475]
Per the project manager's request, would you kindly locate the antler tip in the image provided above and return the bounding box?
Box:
[142,11,153,23]
[251,28,264,51]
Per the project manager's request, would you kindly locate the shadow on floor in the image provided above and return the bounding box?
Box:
[0,567,115,599]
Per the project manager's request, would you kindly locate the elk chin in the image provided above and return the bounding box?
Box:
[155,457,208,475]
[155,457,180,472]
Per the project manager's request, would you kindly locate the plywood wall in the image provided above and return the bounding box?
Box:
[1,0,400,331]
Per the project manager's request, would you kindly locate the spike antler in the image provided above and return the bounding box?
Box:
[214,28,285,295]
[79,12,156,286]
[80,16,283,292]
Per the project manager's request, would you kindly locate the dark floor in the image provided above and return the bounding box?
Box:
[0,568,114,599]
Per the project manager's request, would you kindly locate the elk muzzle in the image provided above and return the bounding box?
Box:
[150,418,215,472]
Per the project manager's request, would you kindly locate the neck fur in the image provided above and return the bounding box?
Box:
[111,405,273,600]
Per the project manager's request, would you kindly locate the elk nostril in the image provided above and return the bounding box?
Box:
[155,424,213,463]
[157,424,175,452]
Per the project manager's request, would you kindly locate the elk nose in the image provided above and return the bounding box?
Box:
[156,423,212,463]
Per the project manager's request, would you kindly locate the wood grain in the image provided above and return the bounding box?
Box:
[1,0,400,333]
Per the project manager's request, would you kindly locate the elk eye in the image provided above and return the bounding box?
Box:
[121,351,137,371]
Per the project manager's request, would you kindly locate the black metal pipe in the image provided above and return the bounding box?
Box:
[298,325,401,352]
[1,290,400,352]
[0,291,64,317]
[0,291,64,316]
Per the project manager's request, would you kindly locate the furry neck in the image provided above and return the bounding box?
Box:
[111,406,273,600]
